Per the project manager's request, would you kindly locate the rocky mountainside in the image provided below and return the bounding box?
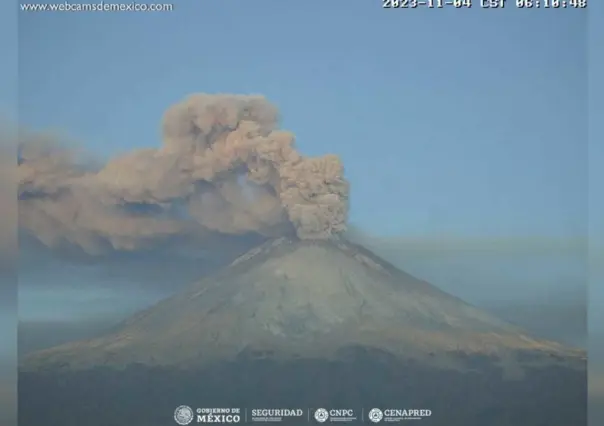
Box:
[19,237,587,426]
[21,237,581,372]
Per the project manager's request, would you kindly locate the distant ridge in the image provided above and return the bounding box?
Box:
[22,237,582,372]
[19,237,587,426]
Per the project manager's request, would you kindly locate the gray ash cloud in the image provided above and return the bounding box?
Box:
[17,94,349,255]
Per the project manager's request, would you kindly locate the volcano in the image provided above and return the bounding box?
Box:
[19,238,587,426]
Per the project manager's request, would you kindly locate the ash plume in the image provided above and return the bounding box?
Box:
[18,94,349,255]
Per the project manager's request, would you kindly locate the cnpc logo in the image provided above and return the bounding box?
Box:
[314,408,356,422]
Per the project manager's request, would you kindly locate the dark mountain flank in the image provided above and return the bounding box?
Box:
[19,238,587,426]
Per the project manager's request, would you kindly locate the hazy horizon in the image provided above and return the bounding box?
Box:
[18,230,588,355]
[8,2,594,425]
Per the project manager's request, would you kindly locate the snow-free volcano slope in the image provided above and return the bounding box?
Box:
[22,237,581,371]
[19,238,587,426]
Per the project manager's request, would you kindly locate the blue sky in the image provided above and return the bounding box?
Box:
[588,4,604,353]
[1,3,600,419]
[8,2,598,351]
[0,2,17,118]
[18,2,587,239]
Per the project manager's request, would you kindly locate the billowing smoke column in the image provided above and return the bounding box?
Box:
[18,94,349,254]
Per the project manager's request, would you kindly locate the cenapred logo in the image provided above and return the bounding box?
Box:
[368,408,383,423]
[368,408,432,422]
[314,408,329,422]
[174,405,195,425]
